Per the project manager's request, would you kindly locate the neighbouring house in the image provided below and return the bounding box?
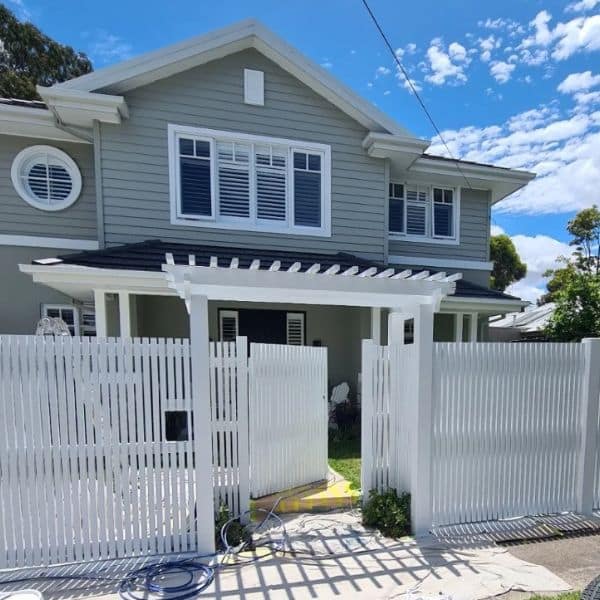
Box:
[489,302,555,342]
[0,19,533,389]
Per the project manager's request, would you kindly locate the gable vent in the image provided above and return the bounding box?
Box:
[286,312,305,345]
[244,69,264,106]
[219,310,239,342]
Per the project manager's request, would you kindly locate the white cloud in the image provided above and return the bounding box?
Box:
[5,0,31,19]
[506,234,573,303]
[489,60,516,83]
[87,31,133,64]
[428,95,600,216]
[320,60,333,69]
[383,90,391,96]
[375,66,391,78]
[565,0,599,12]
[424,39,470,85]
[478,35,501,62]
[558,70,600,93]
[518,11,600,62]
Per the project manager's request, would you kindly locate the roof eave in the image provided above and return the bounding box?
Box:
[47,19,410,136]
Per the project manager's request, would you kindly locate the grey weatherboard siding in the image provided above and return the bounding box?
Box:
[0,135,97,240]
[387,188,491,263]
[97,49,387,261]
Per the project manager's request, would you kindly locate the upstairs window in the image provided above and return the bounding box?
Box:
[170,125,331,236]
[388,182,458,242]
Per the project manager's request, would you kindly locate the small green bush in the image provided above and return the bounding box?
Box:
[362,488,411,538]
[214,504,249,549]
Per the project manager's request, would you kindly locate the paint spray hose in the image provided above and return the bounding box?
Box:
[118,500,286,600]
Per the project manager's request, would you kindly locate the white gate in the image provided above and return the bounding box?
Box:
[0,335,205,569]
[248,343,328,497]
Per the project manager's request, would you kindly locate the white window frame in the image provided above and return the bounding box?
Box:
[11,145,82,212]
[388,180,460,245]
[168,124,331,237]
[219,309,239,341]
[42,304,80,335]
[286,312,306,345]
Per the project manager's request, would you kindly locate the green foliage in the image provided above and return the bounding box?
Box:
[545,271,600,341]
[214,504,249,549]
[567,205,600,274]
[0,4,92,101]
[528,594,580,600]
[362,488,411,538]
[328,431,360,490]
[490,234,527,291]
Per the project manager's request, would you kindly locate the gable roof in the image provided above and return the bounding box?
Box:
[46,19,411,137]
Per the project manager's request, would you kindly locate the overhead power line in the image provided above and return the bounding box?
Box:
[360,0,473,189]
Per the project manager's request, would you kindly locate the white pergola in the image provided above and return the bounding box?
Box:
[162,252,462,347]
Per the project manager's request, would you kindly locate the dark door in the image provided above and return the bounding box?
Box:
[238,309,287,344]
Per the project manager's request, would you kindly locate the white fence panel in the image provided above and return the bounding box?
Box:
[0,335,201,570]
[209,338,249,518]
[249,343,328,497]
[595,400,600,509]
[361,341,417,495]
[432,343,586,526]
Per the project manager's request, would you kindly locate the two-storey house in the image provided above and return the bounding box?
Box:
[0,20,532,387]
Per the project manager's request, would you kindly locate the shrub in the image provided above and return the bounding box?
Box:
[214,504,249,549]
[362,489,411,538]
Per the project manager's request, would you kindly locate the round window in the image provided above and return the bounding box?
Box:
[11,145,82,211]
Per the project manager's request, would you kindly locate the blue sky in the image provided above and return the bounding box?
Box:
[7,0,600,302]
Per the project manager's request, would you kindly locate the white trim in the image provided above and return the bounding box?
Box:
[168,124,331,237]
[0,234,99,250]
[441,295,527,314]
[0,104,91,143]
[49,19,410,136]
[94,290,108,337]
[42,303,80,335]
[388,255,493,271]
[118,291,131,337]
[11,145,82,212]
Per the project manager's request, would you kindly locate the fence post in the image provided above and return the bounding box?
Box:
[411,303,435,535]
[189,294,215,553]
[361,339,375,500]
[236,336,250,521]
[576,337,600,515]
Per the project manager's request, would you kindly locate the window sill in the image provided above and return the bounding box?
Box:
[388,233,460,246]
[171,215,331,237]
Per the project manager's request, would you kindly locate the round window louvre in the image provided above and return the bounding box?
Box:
[11,146,82,211]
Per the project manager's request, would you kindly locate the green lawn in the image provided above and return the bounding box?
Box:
[328,434,361,490]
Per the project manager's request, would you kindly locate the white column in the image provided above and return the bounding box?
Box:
[118,291,131,337]
[454,312,464,343]
[388,309,410,345]
[576,338,600,515]
[411,302,435,535]
[189,294,215,553]
[94,289,107,337]
[371,307,381,344]
[469,312,479,342]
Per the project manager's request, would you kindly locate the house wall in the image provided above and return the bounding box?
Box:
[0,245,77,334]
[97,49,387,261]
[387,188,491,263]
[0,134,97,241]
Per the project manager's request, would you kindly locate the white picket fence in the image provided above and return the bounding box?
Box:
[0,335,202,569]
[362,338,600,532]
[209,339,249,518]
[249,343,328,497]
[361,341,415,495]
[431,343,586,525]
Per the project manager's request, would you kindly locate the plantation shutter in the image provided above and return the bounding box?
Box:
[433,187,454,238]
[388,182,405,233]
[179,138,212,217]
[217,142,250,218]
[286,312,305,345]
[219,310,239,342]
[255,145,287,221]
[293,151,322,228]
[406,185,428,236]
